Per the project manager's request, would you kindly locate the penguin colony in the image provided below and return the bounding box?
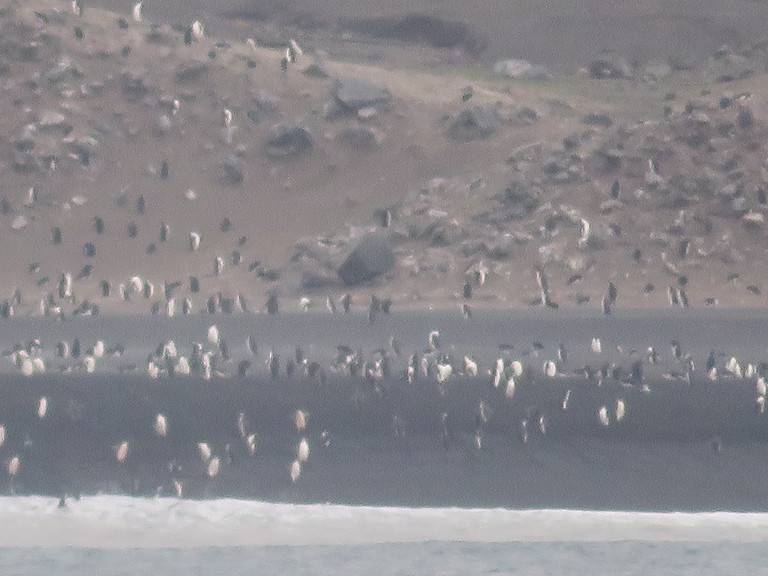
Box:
[0,311,762,499]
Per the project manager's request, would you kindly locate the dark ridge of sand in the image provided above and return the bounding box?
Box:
[0,371,766,511]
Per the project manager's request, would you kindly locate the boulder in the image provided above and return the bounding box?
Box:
[265,123,313,157]
[220,155,244,185]
[493,59,552,80]
[301,268,339,290]
[742,211,764,227]
[337,234,395,285]
[582,113,613,128]
[588,54,632,79]
[254,90,281,116]
[335,126,379,149]
[303,61,329,79]
[37,111,71,134]
[706,54,754,83]
[642,61,673,80]
[11,215,27,231]
[448,106,500,141]
[145,24,177,45]
[496,181,539,219]
[44,58,82,84]
[175,63,208,84]
[121,70,149,100]
[332,78,391,112]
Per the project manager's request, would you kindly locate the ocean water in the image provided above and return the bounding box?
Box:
[1,497,768,575]
[3,541,767,576]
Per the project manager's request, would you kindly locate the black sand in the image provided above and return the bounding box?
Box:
[0,369,765,511]
[0,310,767,510]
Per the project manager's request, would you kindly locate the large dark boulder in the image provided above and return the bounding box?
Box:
[333,78,391,112]
[265,123,313,157]
[335,126,379,149]
[219,155,244,185]
[337,234,395,285]
[588,54,632,79]
[448,106,500,141]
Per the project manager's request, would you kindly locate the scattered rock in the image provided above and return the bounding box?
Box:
[332,78,391,112]
[588,54,632,79]
[44,57,82,85]
[582,113,613,128]
[254,90,281,116]
[706,53,754,83]
[37,111,71,134]
[175,62,209,84]
[492,181,540,220]
[742,211,764,227]
[303,61,329,78]
[145,24,177,46]
[121,70,149,100]
[493,59,552,80]
[300,268,339,290]
[641,61,673,80]
[337,234,395,285]
[357,107,378,121]
[219,155,244,185]
[335,126,379,149]
[448,106,500,141]
[265,123,313,157]
[10,215,27,231]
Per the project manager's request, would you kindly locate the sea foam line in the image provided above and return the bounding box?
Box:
[1,496,768,548]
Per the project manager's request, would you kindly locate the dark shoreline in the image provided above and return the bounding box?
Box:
[0,310,766,510]
[0,371,766,511]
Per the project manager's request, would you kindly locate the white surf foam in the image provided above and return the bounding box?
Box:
[1,496,768,548]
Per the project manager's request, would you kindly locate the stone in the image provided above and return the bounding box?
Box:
[220,155,244,185]
[155,114,172,135]
[335,126,378,149]
[44,58,82,84]
[10,215,27,231]
[303,61,329,78]
[642,61,673,80]
[493,59,552,80]
[582,113,613,128]
[357,107,378,121]
[494,181,539,219]
[742,211,764,227]
[706,54,754,83]
[428,220,465,246]
[588,54,632,79]
[175,63,209,83]
[254,90,280,115]
[121,70,149,100]
[65,136,98,166]
[145,24,177,45]
[738,107,754,129]
[265,123,313,157]
[38,111,71,134]
[448,106,500,141]
[332,78,391,112]
[337,234,395,285]
[301,268,339,290]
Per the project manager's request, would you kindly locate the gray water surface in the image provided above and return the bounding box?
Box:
[2,542,766,576]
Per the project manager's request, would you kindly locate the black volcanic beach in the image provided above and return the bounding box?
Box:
[0,311,768,511]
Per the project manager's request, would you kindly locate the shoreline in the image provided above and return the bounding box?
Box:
[0,372,765,511]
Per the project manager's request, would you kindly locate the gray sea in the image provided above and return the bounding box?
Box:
[1,497,767,575]
[3,541,767,576]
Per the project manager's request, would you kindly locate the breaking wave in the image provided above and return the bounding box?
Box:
[1,496,768,548]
